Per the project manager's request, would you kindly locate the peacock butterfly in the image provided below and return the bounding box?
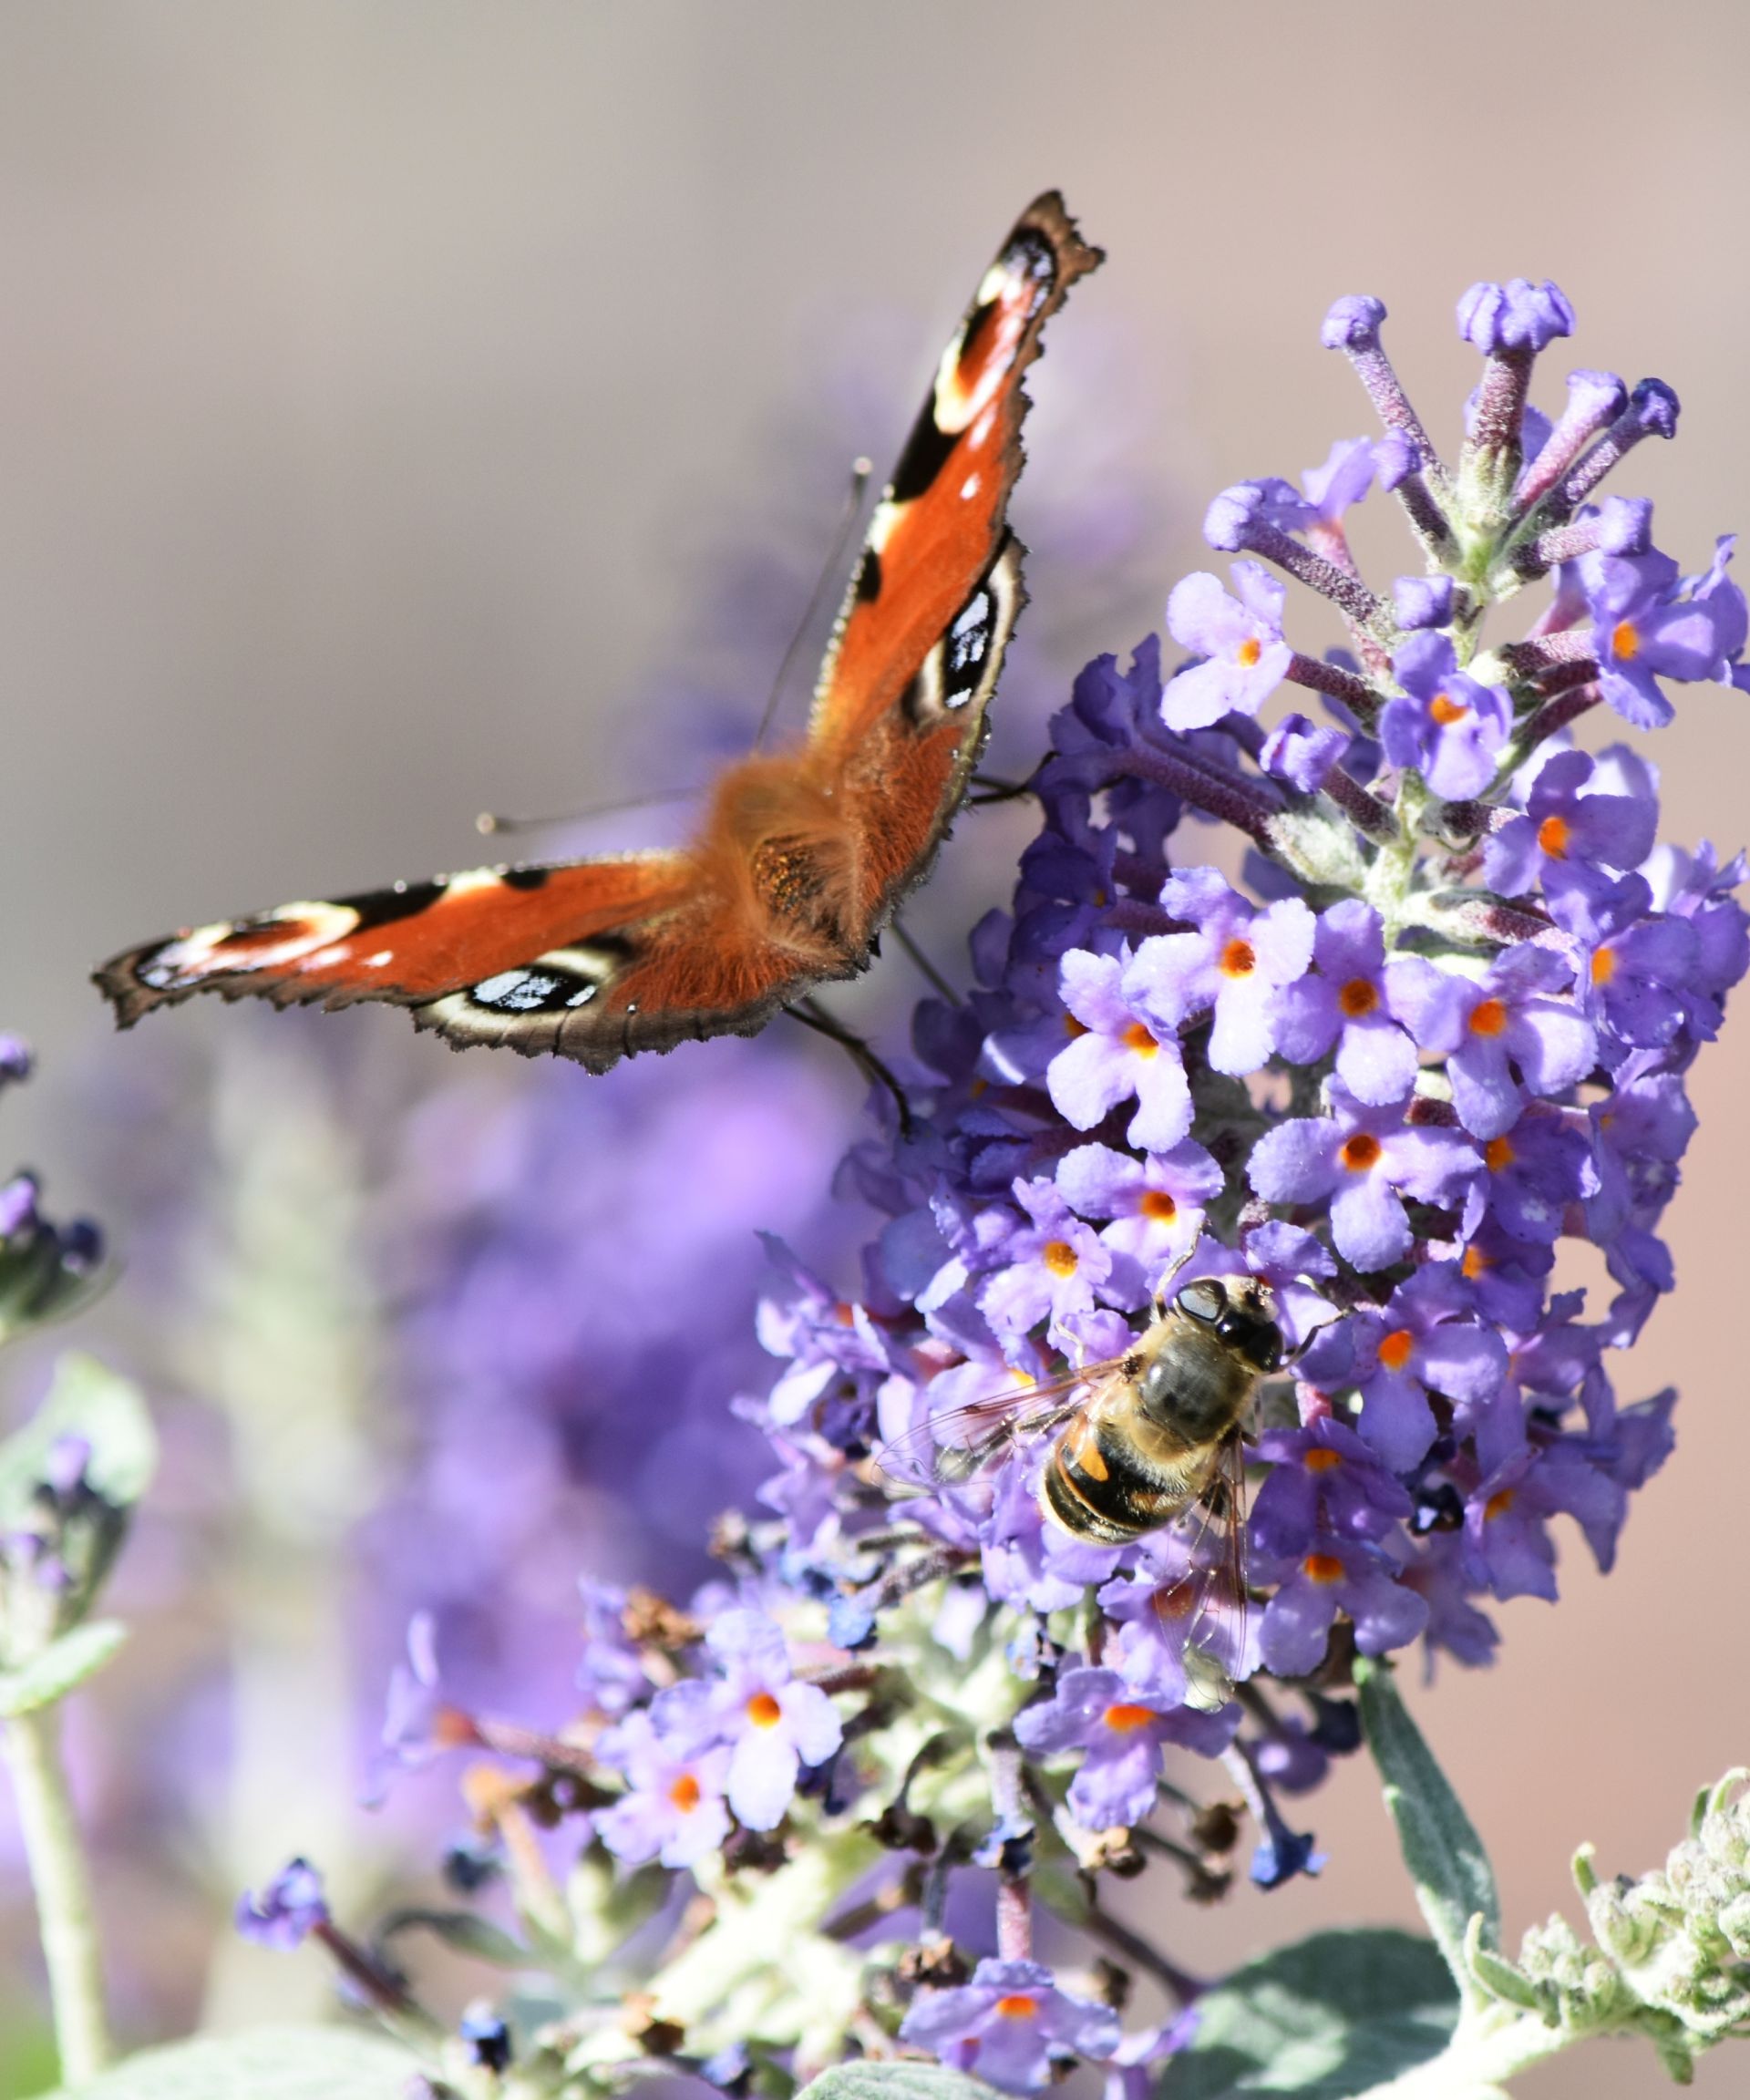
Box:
[95,194,1102,1071]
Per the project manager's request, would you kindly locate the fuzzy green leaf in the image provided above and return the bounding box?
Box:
[1163,1928,1458,2098]
[799,2067,997,2100]
[0,1619,128,1716]
[1355,1658,1500,1988]
[38,2025,419,2099]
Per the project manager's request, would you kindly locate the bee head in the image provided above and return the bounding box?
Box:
[1173,1277,1283,1375]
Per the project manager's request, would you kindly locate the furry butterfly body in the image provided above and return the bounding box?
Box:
[96,194,1101,1071]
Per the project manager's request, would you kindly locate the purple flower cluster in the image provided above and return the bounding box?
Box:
[258,281,1748,2095]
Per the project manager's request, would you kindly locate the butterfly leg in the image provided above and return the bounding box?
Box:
[784,997,914,1139]
[889,917,959,1004]
[967,758,1047,806]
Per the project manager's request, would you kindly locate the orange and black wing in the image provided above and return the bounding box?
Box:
[809,191,1103,936]
[93,194,1100,1070]
[94,852,829,1073]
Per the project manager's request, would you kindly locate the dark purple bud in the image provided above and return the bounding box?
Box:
[57,1220,102,1274]
[1456,278,1576,354]
[460,2008,513,2073]
[1321,295,1387,352]
[1394,575,1456,631]
[0,1036,31,1087]
[235,1857,330,1948]
[1630,377,1680,440]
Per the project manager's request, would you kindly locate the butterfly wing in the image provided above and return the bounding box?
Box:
[93,193,1100,1067]
[94,850,829,1072]
[808,191,1102,937]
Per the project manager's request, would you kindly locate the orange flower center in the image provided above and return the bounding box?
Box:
[996,1995,1040,2020]
[1043,1240,1079,1278]
[1484,1136,1515,1172]
[1154,1579,1198,1621]
[1340,1132,1382,1172]
[1462,1244,1491,1279]
[1303,1553,1345,1584]
[1376,1328,1415,1373]
[1220,938,1257,978]
[1236,635,1262,668]
[1428,691,1469,726]
[1611,619,1641,663]
[1103,1703,1158,1733]
[1591,945,1617,985]
[1138,1190,1179,1222]
[1122,1021,1159,1058]
[1537,814,1571,859]
[1303,1447,1343,1475]
[1467,997,1508,1037]
[1338,976,1379,1018]
[746,1692,783,1729]
[1065,1014,1090,1039]
[669,1773,702,1811]
[1484,1488,1517,1521]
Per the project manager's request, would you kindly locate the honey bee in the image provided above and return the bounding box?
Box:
[880,1271,1286,1709]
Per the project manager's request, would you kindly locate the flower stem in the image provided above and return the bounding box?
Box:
[2,1704,113,2082]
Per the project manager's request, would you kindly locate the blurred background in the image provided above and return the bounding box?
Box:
[3,5,1748,2095]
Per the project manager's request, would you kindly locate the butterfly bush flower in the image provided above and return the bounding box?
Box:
[251,278,1750,2097]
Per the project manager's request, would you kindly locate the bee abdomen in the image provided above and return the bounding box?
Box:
[1041,1418,1194,1547]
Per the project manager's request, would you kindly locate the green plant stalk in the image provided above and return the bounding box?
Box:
[2,1703,113,2083]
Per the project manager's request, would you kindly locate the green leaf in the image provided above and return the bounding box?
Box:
[376,1903,531,1966]
[0,1620,128,1716]
[38,2025,419,2099]
[799,2067,996,2100]
[1354,1658,1500,1987]
[1163,1928,1459,2099]
[0,1355,157,1519]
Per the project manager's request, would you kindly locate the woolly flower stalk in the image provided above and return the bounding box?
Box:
[250,280,1747,2095]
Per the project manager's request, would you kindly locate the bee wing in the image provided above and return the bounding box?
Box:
[1153,1434,1252,1713]
[874,1364,1103,1494]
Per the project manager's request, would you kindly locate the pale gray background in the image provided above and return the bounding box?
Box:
[3,5,1748,2093]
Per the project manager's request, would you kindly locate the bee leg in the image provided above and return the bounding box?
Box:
[1151,1224,1207,1313]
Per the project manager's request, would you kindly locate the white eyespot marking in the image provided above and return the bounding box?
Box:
[867,499,901,551]
[474,969,562,1012]
[366,951,395,968]
[307,946,351,969]
[972,408,996,450]
[447,868,506,897]
[960,473,982,501]
[946,591,993,690]
[565,983,597,1007]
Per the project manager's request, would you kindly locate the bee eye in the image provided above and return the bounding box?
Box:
[1176,1280,1227,1325]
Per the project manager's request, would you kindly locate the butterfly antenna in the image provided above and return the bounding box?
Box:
[475,786,700,837]
[753,456,875,753]
[890,916,960,1004]
[785,996,914,1139]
